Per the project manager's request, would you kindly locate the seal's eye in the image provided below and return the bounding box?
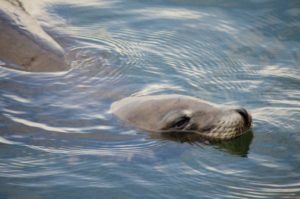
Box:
[172,116,190,129]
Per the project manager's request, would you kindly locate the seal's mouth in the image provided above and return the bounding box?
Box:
[202,109,252,140]
[202,125,250,140]
[192,109,252,140]
[162,120,251,140]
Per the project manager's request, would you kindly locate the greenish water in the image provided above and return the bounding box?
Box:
[1,0,300,198]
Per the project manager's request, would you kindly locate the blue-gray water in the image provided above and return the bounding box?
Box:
[1,0,300,198]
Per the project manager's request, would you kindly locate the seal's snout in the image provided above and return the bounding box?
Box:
[235,108,252,128]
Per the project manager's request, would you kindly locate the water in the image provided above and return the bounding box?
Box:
[1,0,300,198]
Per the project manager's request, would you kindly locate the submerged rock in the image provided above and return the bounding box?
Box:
[0,0,68,72]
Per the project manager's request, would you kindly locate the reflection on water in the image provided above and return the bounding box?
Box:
[216,131,253,157]
[1,0,300,198]
[150,130,253,157]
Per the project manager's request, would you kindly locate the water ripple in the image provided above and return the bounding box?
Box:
[1,0,300,198]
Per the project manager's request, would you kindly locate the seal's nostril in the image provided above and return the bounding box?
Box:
[235,108,252,128]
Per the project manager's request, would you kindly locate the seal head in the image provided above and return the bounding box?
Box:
[111,95,252,140]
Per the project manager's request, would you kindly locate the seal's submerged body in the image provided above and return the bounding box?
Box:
[111,95,252,140]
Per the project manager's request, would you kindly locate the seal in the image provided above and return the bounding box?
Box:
[111,94,252,140]
[0,0,68,72]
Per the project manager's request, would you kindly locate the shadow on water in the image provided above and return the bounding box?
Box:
[149,130,253,157]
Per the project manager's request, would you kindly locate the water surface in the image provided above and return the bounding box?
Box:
[0,0,300,198]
